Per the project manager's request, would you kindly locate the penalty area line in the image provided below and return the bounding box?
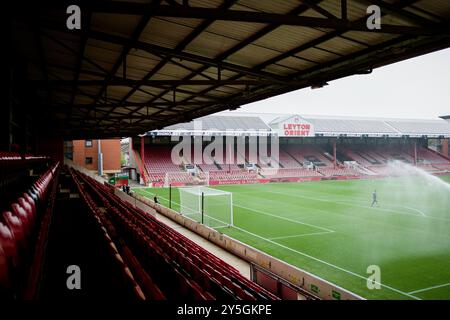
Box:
[268,231,334,240]
[234,203,335,233]
[231,225,420,300]
[408,282,450,295]
[134,188,419,300]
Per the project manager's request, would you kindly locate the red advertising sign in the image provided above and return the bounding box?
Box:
[283,123,312,136]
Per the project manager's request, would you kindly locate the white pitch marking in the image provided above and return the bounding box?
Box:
[268,231,334,240]
[234,203,335,233]
[232,225,420,300]
[408,282,450,295]
[135,187,420,300]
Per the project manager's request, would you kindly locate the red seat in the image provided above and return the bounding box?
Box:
[0,244,10,289]
[18,197,35,229]
[22,193,36,218]
[11,203,31,237]
[0,222,19,267]
[2,211,27,250]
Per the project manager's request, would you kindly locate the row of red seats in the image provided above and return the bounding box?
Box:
[70,171,146,300]
[209,170,259,181]
[0,152,49,161]
[72,168,279,300]
[261,168,322,178]
[73,169,216,300]
[0,152,21,161]
[1,163,59,298]
[318,167,360,177]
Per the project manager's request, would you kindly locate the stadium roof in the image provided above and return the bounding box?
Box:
[12,0,450,138]
[147,113,450,137]
[165,115,270,131]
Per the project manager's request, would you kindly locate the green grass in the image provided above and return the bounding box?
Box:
[133,175,450,300]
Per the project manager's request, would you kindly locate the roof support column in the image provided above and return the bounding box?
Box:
[441,139,449,158]
[141,135,145,168]
[333,138,337,169]
[413,140,417,166]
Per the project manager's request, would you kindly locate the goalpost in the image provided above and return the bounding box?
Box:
[178,186,233,229]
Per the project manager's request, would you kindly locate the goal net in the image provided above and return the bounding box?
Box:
[178,186,233,229]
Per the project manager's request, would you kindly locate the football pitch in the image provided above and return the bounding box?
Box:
[133,175,450,300]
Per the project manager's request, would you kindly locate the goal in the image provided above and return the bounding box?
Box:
[178,186,233,228]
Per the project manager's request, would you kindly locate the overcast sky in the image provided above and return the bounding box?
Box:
[232,47,450,119]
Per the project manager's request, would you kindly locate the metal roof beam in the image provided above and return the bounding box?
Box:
[42,101,226,109]
[91,0,163,107]
[128,1,319,124]
[37,3,448,35]
[356,0,444,26]
[29,79,283,86]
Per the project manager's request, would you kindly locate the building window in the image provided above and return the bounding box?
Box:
[85,140,93,147]
[85,157,93,165]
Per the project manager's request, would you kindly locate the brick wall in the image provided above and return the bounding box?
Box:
[72,139,121,173]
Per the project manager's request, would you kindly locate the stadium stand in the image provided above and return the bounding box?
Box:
[209,170,259,182]
[318,167,360,177]
[6,0,450,302]
[144,146,182,173]
[261,168,322,179]
[68,168,279,301]
[283,145,332,167]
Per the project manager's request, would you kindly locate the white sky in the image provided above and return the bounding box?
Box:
[231,47,450,120]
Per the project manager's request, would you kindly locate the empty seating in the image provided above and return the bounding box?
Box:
[261,168,322,178]
[0,161,59,298]
[283,146,332,167]
[144,145,183,174]
[69,168,279,300]
[209,170,258,182]
[318,167,360,177]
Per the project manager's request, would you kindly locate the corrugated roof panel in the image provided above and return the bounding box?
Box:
[160,91,192,102]
[262,64,298,76]
[127,90,160,103]
[301,47,341,63]
[210,85,242,95]
[189,0,223,9]
[185,32,241,58]
[78,72,105,81]
[76,85,102,96]
[227,44,282,68]
[74,95,93,104]
[164,115,271,131]
[342,31,397,47]
[114,65,151,80]
[277,56,318,71]
[253,25,326,53]
[205,21,265,42]
[153,63,194,80]
[317,36,366,56]
[386,120,450,135]
[202,67,238,79]
[235,0,300,14]
[91,13,141,37]
[176,85,214,93]
[44,29,81,46]
[139,18,201,49]
[45,50,77,69]
[412,0,450,20]
[47,68,74,81]
[84,43,122,65]
[318,0,368,20]
[304,118,399,134]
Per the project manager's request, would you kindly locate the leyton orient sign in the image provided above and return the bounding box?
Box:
[278,116,315,137]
